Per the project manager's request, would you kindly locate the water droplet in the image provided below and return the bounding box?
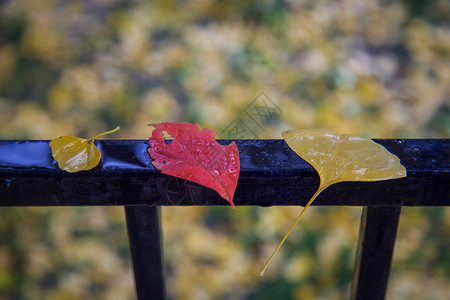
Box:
[5,178,14,188]
[256,140,266,147]
[411,147,421,154]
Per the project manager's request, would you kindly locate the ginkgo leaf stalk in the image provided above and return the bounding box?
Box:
[259,186,326,276]
[89,126,120,142]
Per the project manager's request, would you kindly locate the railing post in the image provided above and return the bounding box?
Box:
[125,205,166,300]
[351,206,401,300]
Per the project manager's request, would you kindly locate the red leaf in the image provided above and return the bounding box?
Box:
[148,122,240,208]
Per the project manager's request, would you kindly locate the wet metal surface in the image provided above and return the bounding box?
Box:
[0,139,449,206]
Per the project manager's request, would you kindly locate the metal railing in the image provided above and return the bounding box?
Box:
[1,139,449,299]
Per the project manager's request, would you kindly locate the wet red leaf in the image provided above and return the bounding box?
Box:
[148,122,240,208]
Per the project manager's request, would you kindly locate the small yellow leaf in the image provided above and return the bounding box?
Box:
[260,128,406,276]
[50,126,120,173]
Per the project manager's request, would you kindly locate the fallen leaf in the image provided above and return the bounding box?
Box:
[50,126,120,172]
[148,122,240,208]
[260,128,406,275]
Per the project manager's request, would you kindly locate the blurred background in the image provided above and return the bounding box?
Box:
[0,0,449,299]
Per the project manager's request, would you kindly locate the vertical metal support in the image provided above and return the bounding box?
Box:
[125,205,166,300]
[351,206,401,300]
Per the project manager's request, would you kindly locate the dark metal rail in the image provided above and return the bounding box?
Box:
[1,139,449,300]
[125,206,166,299]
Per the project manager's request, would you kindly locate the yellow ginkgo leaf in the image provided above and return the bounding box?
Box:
[260,128,406,276]
[50,126,120,173]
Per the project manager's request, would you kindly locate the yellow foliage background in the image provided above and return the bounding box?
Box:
[0,0,449,299]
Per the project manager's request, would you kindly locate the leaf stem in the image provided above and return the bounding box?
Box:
[89,126,120,143]
[259,185,326,277]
